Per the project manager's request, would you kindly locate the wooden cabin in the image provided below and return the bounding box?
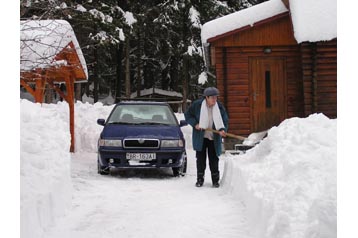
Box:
[201,0,337,140]
[20,20,88,152]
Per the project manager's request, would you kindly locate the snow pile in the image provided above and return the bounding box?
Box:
[222,113,337,238]
[20,100,113,238]
[74,101,113,152]
[20,100,72,238]
[290,0,337,43]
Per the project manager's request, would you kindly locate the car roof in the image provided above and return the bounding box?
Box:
[116,101,170,106]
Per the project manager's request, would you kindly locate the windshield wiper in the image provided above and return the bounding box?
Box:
[136,122,169,125]
[107,122,137,125]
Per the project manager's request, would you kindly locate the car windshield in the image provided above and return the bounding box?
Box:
[107,104,178,126]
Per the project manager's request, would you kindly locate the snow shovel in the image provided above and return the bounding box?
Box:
[205,128,268,152]
[204,128,247,140]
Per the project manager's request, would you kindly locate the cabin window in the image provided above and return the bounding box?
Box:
[265,71,271,108]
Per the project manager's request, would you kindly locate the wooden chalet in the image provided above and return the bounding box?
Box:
[201,0,337,139]
[20,20,88,152]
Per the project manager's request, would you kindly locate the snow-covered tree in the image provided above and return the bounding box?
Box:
[20,0,264,103]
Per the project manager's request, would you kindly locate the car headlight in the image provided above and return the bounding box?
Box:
[98,139,122,147]
[161,139,184,148]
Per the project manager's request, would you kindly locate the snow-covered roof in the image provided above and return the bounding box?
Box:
[201,0,337,44]
[20,20,88,80]
[130,87,183,99]
[201,0,288,43]
[290,0,337,43]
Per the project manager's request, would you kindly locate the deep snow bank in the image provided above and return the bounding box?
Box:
[74,101,113,152]
[222,113,337,238]
[20,100,114,238]
[20,100,72,238]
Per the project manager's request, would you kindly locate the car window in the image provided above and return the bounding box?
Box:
[107,104,177,125]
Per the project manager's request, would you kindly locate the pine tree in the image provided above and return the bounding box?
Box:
[20,0,265,104]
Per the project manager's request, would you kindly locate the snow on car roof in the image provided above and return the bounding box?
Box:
[118,101,170,105]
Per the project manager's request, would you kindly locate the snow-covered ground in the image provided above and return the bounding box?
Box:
[20,99,337,238]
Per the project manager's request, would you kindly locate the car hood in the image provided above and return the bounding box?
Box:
[101,124,183,139]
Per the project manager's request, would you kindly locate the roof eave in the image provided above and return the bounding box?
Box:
[207,11,290,44]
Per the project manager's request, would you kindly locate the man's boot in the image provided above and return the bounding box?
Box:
[195,173,204,187]
[211,172,220,188]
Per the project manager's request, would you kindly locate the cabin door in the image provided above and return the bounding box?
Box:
[250,57,286,132]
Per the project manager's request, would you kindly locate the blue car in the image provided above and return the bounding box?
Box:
[97,101,188,176]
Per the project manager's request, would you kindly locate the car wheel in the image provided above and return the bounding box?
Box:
[97,160,109,175]
[172,152,187,177]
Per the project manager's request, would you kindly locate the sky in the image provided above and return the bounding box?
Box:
[19,100,338,238]
[0,0,357,237]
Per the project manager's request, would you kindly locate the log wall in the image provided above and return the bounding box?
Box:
[300,39,337,118]
[215,46,303,136]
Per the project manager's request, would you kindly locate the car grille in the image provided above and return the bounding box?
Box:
[123,139,160,149]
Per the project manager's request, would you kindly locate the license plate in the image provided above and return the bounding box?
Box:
[126,153,156,161]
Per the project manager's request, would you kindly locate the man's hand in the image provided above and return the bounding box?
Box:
[219,130,227,137]
[195,124,202,130]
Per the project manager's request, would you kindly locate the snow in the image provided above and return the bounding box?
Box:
[290,0,337,43]
[201,0,288,43]
[76,4,87,12]
[124,11,137,26]
[189,6,201,29]
[89,9,113,23]
[130,87,183,99]
[198,71,208,85]
[20,20,88,80]
[222,114,337,238]
[20,100,337,238]
[116,27,125,41]
[20,100,72,238]
[201,0,337,44]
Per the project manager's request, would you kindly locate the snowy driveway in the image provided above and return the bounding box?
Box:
[44,150,252,238]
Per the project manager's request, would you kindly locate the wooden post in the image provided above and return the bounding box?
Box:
[65,74,75,152]
[34,78,46,103]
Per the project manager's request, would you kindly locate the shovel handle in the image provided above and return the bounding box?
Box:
[204,128,247,141]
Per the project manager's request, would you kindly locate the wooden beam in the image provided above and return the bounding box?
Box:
[20,79,35,96]
[64,74,75,152]
[34,78,46,103]
[47,79,68,101]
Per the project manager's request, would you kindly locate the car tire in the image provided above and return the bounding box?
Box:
[97,160,109,175]
[172,152,187,177]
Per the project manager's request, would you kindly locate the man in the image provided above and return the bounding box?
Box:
[184,87,228,188]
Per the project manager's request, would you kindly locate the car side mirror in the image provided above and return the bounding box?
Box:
[179,120,188,127]
[97,119,105,126]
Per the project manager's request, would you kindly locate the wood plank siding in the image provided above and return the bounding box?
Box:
[207,12,336,138]
[300,39,337,118]
[208,14,304,136]
[214,46,303,136]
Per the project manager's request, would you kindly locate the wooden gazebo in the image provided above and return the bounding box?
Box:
[20,20,88,152]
